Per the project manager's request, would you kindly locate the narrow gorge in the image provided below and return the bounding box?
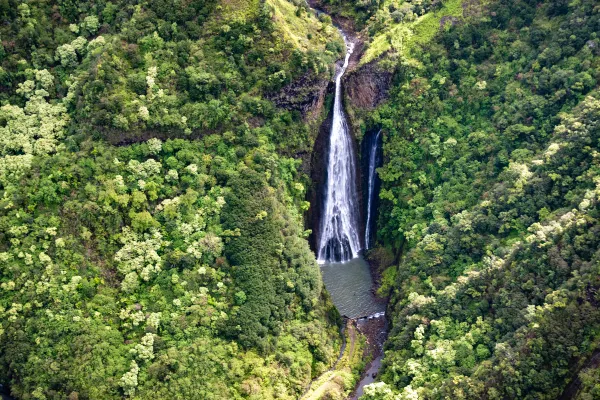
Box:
[303,4,390,398]
[311,17,385,321]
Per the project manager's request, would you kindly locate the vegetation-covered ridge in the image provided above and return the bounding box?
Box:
[0,0,354,398]
[0,0,343,149]
[312,0,466,64]
[359,0,600,398]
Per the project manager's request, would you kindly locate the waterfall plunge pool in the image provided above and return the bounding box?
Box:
[320,257,385,319]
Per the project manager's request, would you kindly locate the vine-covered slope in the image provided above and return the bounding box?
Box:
[357,0,600,398]
[4,0,600,398]
[0,0,348,398]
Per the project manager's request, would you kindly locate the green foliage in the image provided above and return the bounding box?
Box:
[0,0,345,398]
[0,0,342,150]
[362,0,458,63]
[316,0,381,30]
[0,134,340,398]
[366,0,600,398]
[0,71,68,186]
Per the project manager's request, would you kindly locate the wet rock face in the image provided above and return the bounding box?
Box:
[306,97,333,251]
[266,72,330,121]
[361,129,383,250]
[344,61,392,110]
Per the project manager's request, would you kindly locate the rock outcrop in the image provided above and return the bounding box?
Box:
[344,61,392,111]
[267,72,330,121]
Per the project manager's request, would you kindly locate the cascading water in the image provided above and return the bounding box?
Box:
[364,130,382,249]
[317,34,362,263]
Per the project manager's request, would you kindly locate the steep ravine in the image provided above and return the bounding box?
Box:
[300,3,394,398]
[264,1,394,395]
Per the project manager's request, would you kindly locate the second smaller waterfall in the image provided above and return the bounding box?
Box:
[364,130,382,249]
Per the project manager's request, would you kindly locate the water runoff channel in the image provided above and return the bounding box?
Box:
[316,25,384,321]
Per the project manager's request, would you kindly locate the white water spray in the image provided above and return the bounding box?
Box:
[317,34,362,263]
[365,130,381,249]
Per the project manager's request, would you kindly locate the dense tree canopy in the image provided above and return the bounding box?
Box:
[0,0,346,398]
[358,0,600,398]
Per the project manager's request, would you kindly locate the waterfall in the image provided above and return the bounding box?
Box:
[365,130,381,249]
[317,33,362,263]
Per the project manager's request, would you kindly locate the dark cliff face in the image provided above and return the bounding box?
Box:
[350,107,366,251]
[344,60,393,252]
[306,85,333,252]
[267,68,332,180]
[344,61,393,111]
[266,71,330,122]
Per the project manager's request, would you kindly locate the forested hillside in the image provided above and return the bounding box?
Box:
[353,0,600,398]
[4,0,600,398]
[0,0,348,398]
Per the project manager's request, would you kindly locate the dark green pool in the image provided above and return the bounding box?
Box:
[320,256,385,318]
